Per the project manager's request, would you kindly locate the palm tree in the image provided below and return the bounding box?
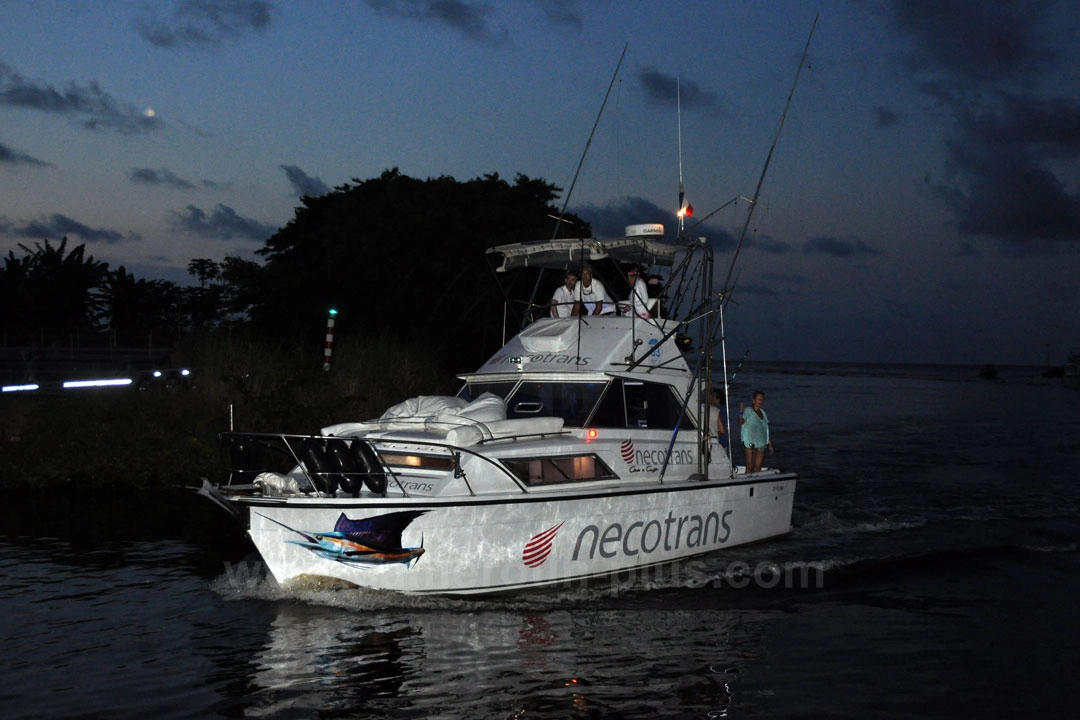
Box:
[0,238,110,344]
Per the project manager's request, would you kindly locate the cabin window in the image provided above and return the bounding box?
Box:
[504,381,607,427]
[379,453,456,470]
[589,378,694,430]
[502,454,618,485]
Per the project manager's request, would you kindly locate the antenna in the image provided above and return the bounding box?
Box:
[676,78,694,234]
[677,77,685,234]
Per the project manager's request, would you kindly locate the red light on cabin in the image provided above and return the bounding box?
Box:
[586,428,598,443]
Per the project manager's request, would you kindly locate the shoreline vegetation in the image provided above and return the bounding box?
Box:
[0,334,450,493]
[1,172,585,497]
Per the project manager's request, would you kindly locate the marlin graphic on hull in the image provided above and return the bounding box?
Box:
[258,510,428,568]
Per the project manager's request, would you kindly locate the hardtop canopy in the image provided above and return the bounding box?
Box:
[487,235,683,272]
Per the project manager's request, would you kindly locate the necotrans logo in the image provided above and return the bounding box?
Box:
[571,509,733,560]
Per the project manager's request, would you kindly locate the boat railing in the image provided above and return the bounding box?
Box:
[219,430,543,498]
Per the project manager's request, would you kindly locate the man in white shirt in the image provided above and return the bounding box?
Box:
[573,265,613,315]
[550,270,579,317]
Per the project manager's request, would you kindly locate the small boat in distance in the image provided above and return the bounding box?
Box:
[202,225,797,595]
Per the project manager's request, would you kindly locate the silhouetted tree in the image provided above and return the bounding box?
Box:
[0,252,33,344]
[0,238,109,344]
[218,255,263,319]
[187,258,220,288]
[101,267,182,345]
[244,169,587,370]
[184,256,263,331]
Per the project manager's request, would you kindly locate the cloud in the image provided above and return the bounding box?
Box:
[956,93,1080,158]
[638,67,718,111]
[171,203,276,241]
[733,281,780,297]
[890,0,1054,86]
[280,164,329,197]
[10,214,132,244]
[872,106,899,128]
[938,94,1080,249]
[537,0,582,30]
[953,241,979,257]
[802,236,880,257]
[0,140,51,167]
[0,61,163,134]
[571,196,664,238]
[365,0,506,44]
[138,0,273,48]
[890,1,1080,249]
[763,272,809,286]
[131,167,196,189]
[728,272,808,301]
[748,236,792,255]
[938,142,1080,247]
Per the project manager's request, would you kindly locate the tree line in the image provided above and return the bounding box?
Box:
[0,236,242,348]
[1,170,587,372]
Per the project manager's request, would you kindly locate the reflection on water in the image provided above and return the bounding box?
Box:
[243,603,417,718]
[209,570,773,719]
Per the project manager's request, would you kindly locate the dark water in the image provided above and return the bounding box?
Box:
[3,363,1078,719]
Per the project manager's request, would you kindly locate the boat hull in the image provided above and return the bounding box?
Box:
[234,473,796,595]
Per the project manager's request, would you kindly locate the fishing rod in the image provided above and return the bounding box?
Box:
[551,41,628,241]
[720,15,817,303]
[528,43,629,325]
[728,348,751,383]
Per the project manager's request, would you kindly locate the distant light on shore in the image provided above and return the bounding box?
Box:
[62,378,133,389]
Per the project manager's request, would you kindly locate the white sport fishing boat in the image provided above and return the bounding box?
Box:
[203,224,797,595]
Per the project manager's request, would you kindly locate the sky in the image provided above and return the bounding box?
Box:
[1,0,1078,366]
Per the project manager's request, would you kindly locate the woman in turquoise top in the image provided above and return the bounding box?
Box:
[739,390,773,473]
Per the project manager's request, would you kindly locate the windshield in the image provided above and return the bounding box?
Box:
[505,381,608,426]
[459,380,608,427]
[457,381,518,402]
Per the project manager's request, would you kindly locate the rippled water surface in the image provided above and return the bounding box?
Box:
[3,363,1078,718]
